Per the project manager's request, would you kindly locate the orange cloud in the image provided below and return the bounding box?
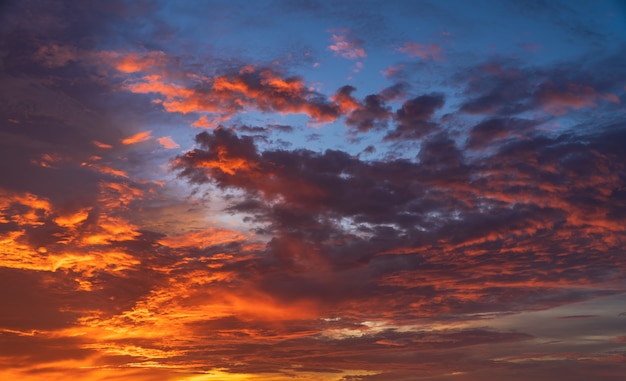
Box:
[331,85,360,114]
[104,51,168,73]
[0,188,52,225]
[122,130,153,145]
[53,207,91,229]
[82,162,129,178]
[107,53,340,124]
[191,114,231,129]
[92,140,113,149]
[98,181,144,209]
[157,136,180,149]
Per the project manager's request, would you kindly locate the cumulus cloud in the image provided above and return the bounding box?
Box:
[385,94,444,140]
[345,94,392,133]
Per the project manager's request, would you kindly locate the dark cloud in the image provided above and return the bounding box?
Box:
[467,117,537,149]
[237,125,270,134]
[237,124,296,135]
[458,61,533,115]
[2,2,626,380]
[174,122,626,322]
[345,94,392,133]
[0,268,81,331]
[378,82,409,101]
[458,56,624,117]
[384,94,444,140]
[268,123,295,133]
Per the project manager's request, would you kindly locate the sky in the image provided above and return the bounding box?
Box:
[1,0,626,380]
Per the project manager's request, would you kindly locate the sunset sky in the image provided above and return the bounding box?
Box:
[1,1,626,380]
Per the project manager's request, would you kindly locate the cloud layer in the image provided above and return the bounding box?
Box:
[1,1,625,380]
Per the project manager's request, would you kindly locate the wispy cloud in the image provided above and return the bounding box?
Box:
[398,42,444,61]
[329,31,367,60]
[122,131,153,145]
[157,136,180,149]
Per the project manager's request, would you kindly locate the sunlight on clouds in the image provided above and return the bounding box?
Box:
[0,231,138,275]
[82,162,129,178]
[54,207,91,228]
[179,369,379,381]
[100,181,145,208]
[158,136,181,149]
[328,33,366,60]
[175,145,259,176]
[77,276,320,342]
[2,2,626,381]
[158,227,247,249]
[0,188,52,225]
[83,343,186,359]
[103,50,168,74]
[92,140,113,149]
[81,216,141,245]
[122,130,153,145]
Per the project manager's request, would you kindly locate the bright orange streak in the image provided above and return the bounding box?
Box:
[92,140,113,149]
[121,130,152,145]
[82,163,129,178]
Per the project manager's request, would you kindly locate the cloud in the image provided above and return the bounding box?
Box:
[34,44,78,67]
[536,82,620,115]
[345,94,392,133]
[157,136,180,149]
[398,42,444,61]
[328,32,367,60]
[122,131,153,145]
[173,123,626,322]
[101,50,169,74]
[3,2,626,380]
[121,65,341,124]
[92,140,113,149]
[458,59,623,117]
[467,117,537,149]
[331,84,410,134]
[384,94,444,140]
[157,227,245,249]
